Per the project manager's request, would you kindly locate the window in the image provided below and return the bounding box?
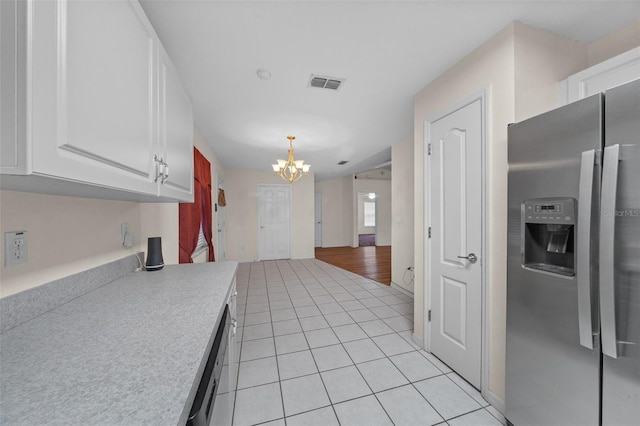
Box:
[364,200,376,227]
[193,223,208,257]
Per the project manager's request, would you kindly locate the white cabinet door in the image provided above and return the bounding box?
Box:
[29,0,157,194]
[212,278,237,426]
[157,46,193,202]
[227,279,238,423]
[0,0,24,174]
[1,0,194,202]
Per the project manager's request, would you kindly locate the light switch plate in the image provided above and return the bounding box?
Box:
[121,223,129,245]
[4,231,28,267]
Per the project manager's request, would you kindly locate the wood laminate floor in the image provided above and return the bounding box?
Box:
[315,245,391,286]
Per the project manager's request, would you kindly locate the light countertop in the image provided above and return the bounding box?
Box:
[0,261,238,425]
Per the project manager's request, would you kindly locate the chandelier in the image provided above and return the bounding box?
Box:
[271,135,311,183]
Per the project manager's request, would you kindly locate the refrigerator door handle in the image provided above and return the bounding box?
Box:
[600,143,620,359]
[577,149,596,349]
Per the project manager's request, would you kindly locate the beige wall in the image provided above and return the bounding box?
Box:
[588,19,640,66]
[353,179,391,246]
[139,201,178,265]
[224,170,314,261]
[391,137,414,293]
[514,23,587,121]
[315,176,353,248]
[0,190,142,297]
[413,21,591,406]
[0,127,223,298]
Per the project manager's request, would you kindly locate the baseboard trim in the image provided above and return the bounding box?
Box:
[484,389,505,415]
[411,332,425,350]
[390,281,414,298]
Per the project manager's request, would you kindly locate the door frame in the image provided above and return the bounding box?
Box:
[216,174,225,260]
[423,87,491,395]
[314,191,322,247]
[356,191,377,246]
[257,183,292,261]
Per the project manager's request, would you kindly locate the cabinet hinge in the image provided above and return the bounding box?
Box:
[428,310,432,322]
[428,143,432,156]
[428,227,431,238]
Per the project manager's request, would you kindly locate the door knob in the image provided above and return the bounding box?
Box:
[458,253,478,263]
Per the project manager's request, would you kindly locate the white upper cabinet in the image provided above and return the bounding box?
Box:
[0,0,193,202]
[157,45,194,200]
[0,0,24,175]
[30,0,157,195]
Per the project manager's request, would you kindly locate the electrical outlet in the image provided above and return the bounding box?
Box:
[4,231,28,267]
[121,223,129,245]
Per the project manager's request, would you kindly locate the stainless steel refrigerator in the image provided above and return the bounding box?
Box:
[506,78,640,426]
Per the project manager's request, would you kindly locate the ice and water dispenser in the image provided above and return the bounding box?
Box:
[522,198,576,276]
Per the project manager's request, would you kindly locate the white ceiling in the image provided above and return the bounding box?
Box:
[140,0,639,181]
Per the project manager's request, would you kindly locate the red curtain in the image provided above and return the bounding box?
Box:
[178,148,215,263]
[179,180,202,263]
[202,183,215,261]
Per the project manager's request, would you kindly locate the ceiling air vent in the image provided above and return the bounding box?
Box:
[337,160,349,165]
[309,74,345,91]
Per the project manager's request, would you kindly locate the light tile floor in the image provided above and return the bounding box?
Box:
[232,259,505,426]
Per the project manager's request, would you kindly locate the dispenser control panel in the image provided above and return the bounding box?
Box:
[521,197,576,277]
[535,203,562,213]
[524,198,575,224]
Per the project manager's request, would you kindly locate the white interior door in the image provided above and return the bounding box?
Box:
[216,175,226,260]
[428,98,483,388]
[314,192,322,247]
[258,184,291,260]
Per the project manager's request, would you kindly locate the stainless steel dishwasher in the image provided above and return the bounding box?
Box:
[187,305,230,426]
